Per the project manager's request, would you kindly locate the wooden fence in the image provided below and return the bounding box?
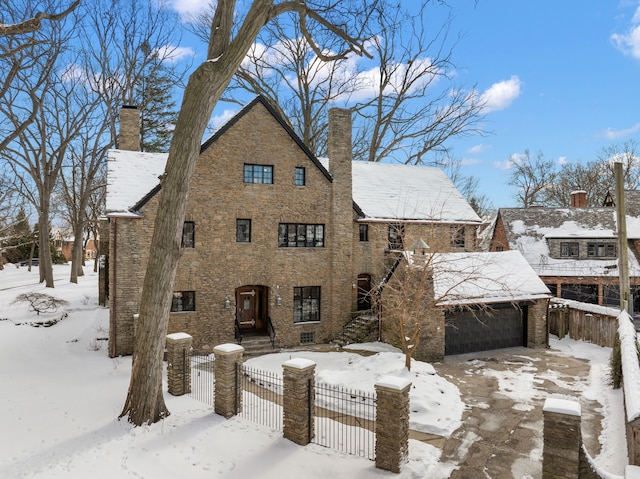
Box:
[548,300,620,348]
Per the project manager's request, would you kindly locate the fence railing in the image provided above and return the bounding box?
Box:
[313,382,376,460]
[167,337,410,474]
[240,364,283,430]
[189,354,215,406]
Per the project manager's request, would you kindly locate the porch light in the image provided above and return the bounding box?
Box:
[276,294,282,306]
[224,296,231,309]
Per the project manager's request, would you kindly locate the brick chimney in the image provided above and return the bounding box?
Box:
[328,107,354,338]
[570,190,587,208]
[118,105,140,151]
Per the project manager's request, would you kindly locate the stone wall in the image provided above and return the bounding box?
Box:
[528,298,550,349]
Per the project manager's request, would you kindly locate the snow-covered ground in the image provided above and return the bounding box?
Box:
[0,262,628,478]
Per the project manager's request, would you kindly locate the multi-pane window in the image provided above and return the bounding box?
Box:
[243,164,273,184]
[171,291,195,312]
[236,219,251,242]
[278,223,324,247]
[587,242,616,258]
[451,226,465,248]
[560,242,579,257]
[182,221,195,248]
[388,224,404,250]
[293,286,320,323]
[359,224,369,242]
[294,167,305,186]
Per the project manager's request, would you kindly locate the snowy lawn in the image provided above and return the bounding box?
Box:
[0,262,628,478]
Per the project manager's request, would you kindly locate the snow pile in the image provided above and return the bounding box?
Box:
[618,310,640,423]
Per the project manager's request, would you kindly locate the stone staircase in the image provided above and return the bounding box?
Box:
[239,336,278,357]
[333,314,379,347]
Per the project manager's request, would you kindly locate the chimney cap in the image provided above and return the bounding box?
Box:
[121,104,138,110]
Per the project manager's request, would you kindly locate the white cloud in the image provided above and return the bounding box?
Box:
[611,5,640,59]
[558,156,568,166]
[493,151,525,171]
[208,108,238,131]
[467,143,491,154]
[155,45,195,63]
[170,0,209,17]
[458,157,482,167]
[479,76,522,113]
[602,123,640,139]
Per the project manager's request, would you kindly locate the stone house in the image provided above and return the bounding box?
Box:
[488,190,640,312]
[103,96,535,359]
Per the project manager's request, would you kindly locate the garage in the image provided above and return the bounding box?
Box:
[444,303,528,355]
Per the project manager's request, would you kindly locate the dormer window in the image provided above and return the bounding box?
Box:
[560,242,578,257]
[587,242,616,258]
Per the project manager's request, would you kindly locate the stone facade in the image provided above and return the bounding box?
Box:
[105,98,486,358]
[375,377,411,473]
[282,358,316,446]
[166,333,192,396]
[213,344,244,418]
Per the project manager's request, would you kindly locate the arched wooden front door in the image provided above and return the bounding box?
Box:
[235,285,268,334]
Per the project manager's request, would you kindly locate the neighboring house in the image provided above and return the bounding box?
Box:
[52,230,98,262]
[103,96,489,358]
[488,190,640,312]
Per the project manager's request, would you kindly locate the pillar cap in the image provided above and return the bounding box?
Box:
[213,343,244,354]
[167,332,192,341]
[543,398,581,416]
[375,375,411,392]
[283,357,316,370]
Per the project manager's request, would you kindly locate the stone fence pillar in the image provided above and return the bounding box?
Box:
[375,376,411,473]
[543,398,582,479]
[213,344,244,418]
[166,333,192,396]
[282,358,316,446]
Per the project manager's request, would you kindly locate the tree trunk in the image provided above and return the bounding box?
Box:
[38,213,54,287]
[70,226,84,283]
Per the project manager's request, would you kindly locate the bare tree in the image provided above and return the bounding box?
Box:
[119,0,373,427]
[508,149,557,207]
[0,0,79,36]
[202,1,484,163]
[0,9,79,286]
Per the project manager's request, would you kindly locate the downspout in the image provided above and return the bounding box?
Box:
[109,218,117,357]
[615,162,631,314]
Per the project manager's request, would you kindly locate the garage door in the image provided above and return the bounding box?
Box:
[445,304,527,355]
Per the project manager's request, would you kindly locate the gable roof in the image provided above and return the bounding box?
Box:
[106,96,332,216]
[407,250,551,306]
[496,207,640,277]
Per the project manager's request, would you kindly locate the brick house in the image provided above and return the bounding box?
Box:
[488,190,640,312]
[104,96,542,359]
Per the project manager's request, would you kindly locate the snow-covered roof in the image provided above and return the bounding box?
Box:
[498,207,640,277]
[106,149,168,216]
[106,153,481,225]
[408,250,551,306]
[350,161,480,223]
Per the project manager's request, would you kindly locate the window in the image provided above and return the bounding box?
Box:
[182,221,195,248]
[278,223,324,247]
[587,242,616,258]
[236,219,251,242]
[294,167,305,186]
[560,242,579,257]
[293,286,320,323]
[388,224,404,250]
[244,164,273,184]
[300,332,315,344]
[171,291,195,312]
[359,224,369,242]
[451,226,465,248]
[495,246,504,252]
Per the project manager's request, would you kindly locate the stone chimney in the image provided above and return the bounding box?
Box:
[570,190,587,208]
[328,108,354,338]
[118,105,140,151]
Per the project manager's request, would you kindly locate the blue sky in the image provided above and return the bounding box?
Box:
[167,1,640,209]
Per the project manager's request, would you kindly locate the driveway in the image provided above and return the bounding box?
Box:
[430,345,604,478]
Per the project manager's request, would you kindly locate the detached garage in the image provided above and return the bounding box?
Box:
[394,250,551,361]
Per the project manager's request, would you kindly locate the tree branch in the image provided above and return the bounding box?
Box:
[0,0,80,36]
